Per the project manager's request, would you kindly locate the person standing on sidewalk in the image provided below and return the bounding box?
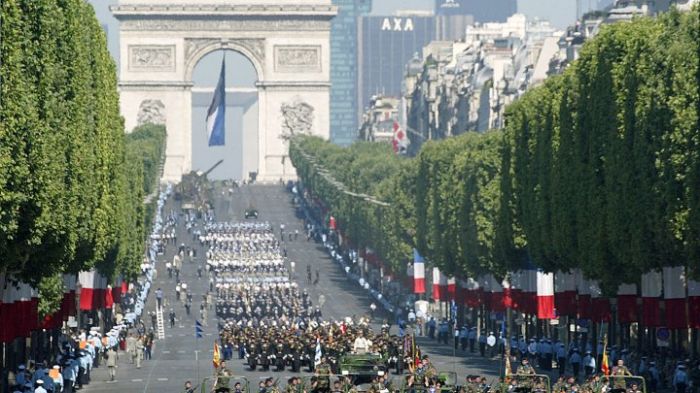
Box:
[169,309,177,328]
[126,333,137,364]
[155,288,163,309]
[106,346,118,381]
[135,337,144,369]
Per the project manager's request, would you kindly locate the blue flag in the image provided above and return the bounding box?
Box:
[195,320,203,338]
[206,58,226,146]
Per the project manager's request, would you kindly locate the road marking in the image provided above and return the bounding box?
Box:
[162,350,171,354]
[166,335,173,338]
[132,379,143,382]
[206,333,213,336]
[178,350,186,354]
[157,378,169,381]
[106,380,118,384]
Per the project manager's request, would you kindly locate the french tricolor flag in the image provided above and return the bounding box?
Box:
[590,280,610,322]
[412,249,425,294]
[447,277,456,301]
[641,270,662,327]
[79,270,108,311]
[460,277,480,307]
[575,270,592,319]
[689,279,700,329]
[206,58,226,146]
[433,267,445,301]
[554,271,577,316]
[521,269,537,315]
[616,283,638,324]
[488,274,504,312]
[536,271,555,319]
[406,262,414,289]
[662,266,686,329]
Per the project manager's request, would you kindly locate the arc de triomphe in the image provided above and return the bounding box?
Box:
[111,1,336,182]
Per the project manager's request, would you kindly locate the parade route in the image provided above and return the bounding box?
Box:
[82,184,510,393]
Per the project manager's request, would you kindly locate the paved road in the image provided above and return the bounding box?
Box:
[83,184,507,393]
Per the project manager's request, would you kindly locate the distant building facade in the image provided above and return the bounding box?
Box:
[330,0,372,146]
[403,14,560,153]
[358,95,400,143]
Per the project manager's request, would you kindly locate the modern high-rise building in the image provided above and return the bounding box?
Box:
[435,0,517,22]
[329,0,372,146]
[358,13,459,118]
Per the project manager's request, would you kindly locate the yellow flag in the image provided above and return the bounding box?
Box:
[213,342,221,369]
[601,338,609,376]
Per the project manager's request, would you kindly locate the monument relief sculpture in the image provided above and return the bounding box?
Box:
[129,45,175,71]
[137,100,166,126]
[280,98,315,140]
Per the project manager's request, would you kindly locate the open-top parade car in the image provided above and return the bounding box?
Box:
[339,353,388,384]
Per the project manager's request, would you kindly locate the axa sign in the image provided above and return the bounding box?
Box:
[381,17,414,32]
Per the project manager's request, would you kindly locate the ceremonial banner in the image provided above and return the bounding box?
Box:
[405,262,414,290]
[590,281,610,322]
[688,279,700,328]
[460,277,480,308]
[521,269,537,315]
[447,277,456,301]
[576,270,592,319]
[502,275,514,309]
[488,274,505,312]
[432,267,442,300]
[554,271,577,316]
[641,270,662,327]
[616,283,638,324]
[206,58,226,146]
[536,271,555,319]
[412,249,425,294]
[79,270,108,311]
[601,341,610,375]
[662,266,686,329]
[213,342,221,368]
[509,271,522,311]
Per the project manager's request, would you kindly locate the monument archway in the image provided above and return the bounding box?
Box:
[112,1,336,182]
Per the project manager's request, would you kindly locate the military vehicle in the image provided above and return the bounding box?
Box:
[338,353,387,384]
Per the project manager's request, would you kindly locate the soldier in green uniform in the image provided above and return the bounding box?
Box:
[517,358,536,375]
[214,361,233,393]
[421,355,438,381]
[314,356,332,393]
[611,359,632,389]
[464,375,480,393]
[515,358,536,390]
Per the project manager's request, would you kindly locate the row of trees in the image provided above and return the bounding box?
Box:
[1,0,166,315]
[290,6,700,294]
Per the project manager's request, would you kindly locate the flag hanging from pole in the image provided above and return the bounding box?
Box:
[195,320,203,338]
[213,342,221,368]
[601,339,610,376]
[314,338,322,365]
[413,249,425,294]
[206,58,226,146]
